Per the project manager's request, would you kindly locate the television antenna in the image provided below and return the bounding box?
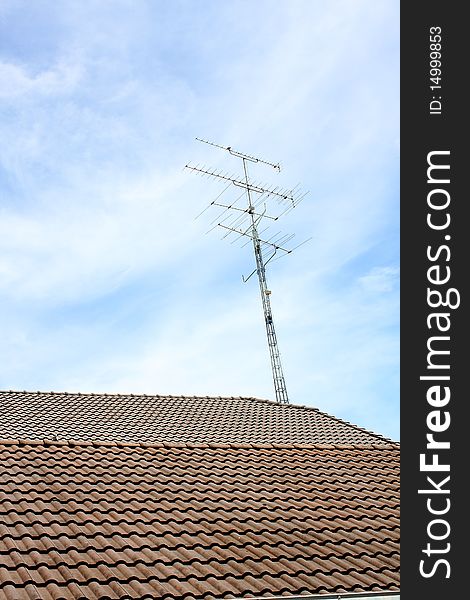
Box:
[185,138,309,404]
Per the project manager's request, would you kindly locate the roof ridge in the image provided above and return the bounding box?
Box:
[0,389,267,402]
[0,438,399,450]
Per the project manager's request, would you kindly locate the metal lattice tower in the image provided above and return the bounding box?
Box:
[185,138,308,404]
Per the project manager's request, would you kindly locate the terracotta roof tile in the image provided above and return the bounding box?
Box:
[0,391,399,597]
[0,390,395,445]
[0,440,399,599]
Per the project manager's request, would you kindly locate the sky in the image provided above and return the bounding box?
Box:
[0,0,399,440]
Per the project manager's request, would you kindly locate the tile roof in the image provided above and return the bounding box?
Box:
[0,390,395,445]
[0,439,400,600]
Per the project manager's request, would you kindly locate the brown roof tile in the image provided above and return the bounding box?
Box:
[0,440,399,599]
[0,390,395,445]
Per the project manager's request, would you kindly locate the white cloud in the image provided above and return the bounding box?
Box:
[0,58,83,99]
[359,266,400,293]
[0,168,195,303]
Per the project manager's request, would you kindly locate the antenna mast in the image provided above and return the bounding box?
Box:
[186,138,308,404]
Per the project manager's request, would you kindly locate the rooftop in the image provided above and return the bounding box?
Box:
[0,439,400,600]
[0,390,395,445]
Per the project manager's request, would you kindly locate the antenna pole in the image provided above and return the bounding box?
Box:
[241,158,289,404]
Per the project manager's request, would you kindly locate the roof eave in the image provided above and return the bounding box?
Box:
[233,591,400,600]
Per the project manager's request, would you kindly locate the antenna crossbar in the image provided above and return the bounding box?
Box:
[196,137,281,171]
[185,164,294,202]
[217,223,293,253]
[211,202,278,221]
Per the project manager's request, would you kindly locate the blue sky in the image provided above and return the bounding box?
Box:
[0,0,399,440]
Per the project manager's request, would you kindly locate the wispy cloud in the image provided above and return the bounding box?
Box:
[0,58,82,99]
[359,266,400,294]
